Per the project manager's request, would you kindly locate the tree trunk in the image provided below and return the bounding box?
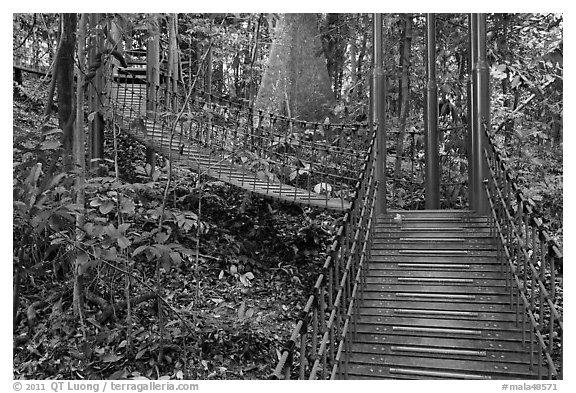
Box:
[88,13,105,174]
[146,15,160,112]
[73,13,88,320]
[167,13,179,110]
[355,15,368,101]
[57,13,77,169]
[248,14,262,105]
[393,15,412,193]
[349,14,358,100]
[205,18,213,143]
[146,15,160,172]
[323,13,348,100]
[13,68,23,98]
[44,19,62,117]
[255,13,335,122]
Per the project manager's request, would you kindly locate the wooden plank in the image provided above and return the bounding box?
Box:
[354,316,531,334]
[346,353,536,379]
[366,269,506,279]
[365,276,507,287]
[350,334,535,354]
[358,299,516,313]
[359,306,518,321]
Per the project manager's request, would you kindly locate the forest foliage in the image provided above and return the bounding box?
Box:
[13,13,562,380]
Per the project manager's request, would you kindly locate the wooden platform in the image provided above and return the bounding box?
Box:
[109,82,351,211]
[343,210,539,380]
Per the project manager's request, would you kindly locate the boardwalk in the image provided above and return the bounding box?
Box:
[344,210,538,379]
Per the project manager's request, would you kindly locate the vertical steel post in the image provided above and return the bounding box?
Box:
[424,13,440,209]
[471,13,490,213]
[477,13,491,214]
[467,14,476,209]
[373,13,387,214]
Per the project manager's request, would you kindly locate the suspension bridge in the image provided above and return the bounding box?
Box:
[13,13,562,380]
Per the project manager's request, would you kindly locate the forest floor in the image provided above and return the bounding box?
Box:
[13,82,341,380]
[13,75,563,380]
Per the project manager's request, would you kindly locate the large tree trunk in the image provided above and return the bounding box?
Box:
[255,13,335,122]
[349,14,358,99]
[88,13,105,174]
[393,15,412,192]
[323,13,348,100]
[57,13,77,169]
[73,13,88,320]
[146,15,160,112]
[167,13,179,110]
[248,14,262,105]
[355,14,369,102]
[145,15,160,172]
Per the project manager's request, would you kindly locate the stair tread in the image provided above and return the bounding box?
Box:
[343,213,537,380]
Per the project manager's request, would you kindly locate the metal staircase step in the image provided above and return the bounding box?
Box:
[342,212,538,380]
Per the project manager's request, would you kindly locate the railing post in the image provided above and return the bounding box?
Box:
[424,13,440,209]
[373,13,387,215]
[471,13,490,214]
[467,14,476,209]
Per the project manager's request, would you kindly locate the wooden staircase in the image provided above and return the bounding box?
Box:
[345,210,538,380]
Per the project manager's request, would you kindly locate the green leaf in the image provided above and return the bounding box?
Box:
[104,224,119,239]
[76,253,96,275]
[239,274,251,287]
[151,170,161,182]
[117,236,131,249]
[132,245,149,257]
[170,251,182,265]
[41,172,67,193]
[118,223,131,233]
[24,163,42,189]
[160,253,171,271]
[40,139,61,151]
[237,302,246,320]
[101,353,123,363]
[99,200,115,215]
[120,199,135,215]
[154,231,170,244]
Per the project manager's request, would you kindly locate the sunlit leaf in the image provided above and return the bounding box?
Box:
[100,352,123,363]
[99,200,115,215]
[117,236,131,249]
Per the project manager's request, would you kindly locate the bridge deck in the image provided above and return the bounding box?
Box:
[343,210,538,379]
[110,82,350,211]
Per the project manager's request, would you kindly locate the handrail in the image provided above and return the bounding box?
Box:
[105,64,371,210]
[116,64,369,130]
[270,126,378,379]
[483,124,563,379]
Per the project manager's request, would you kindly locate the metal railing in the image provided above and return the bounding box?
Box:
[270,126,378,379]
[105,63,371,210]
[13,54,52,75]
[483,124,563,379]
[105,64,380,378]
